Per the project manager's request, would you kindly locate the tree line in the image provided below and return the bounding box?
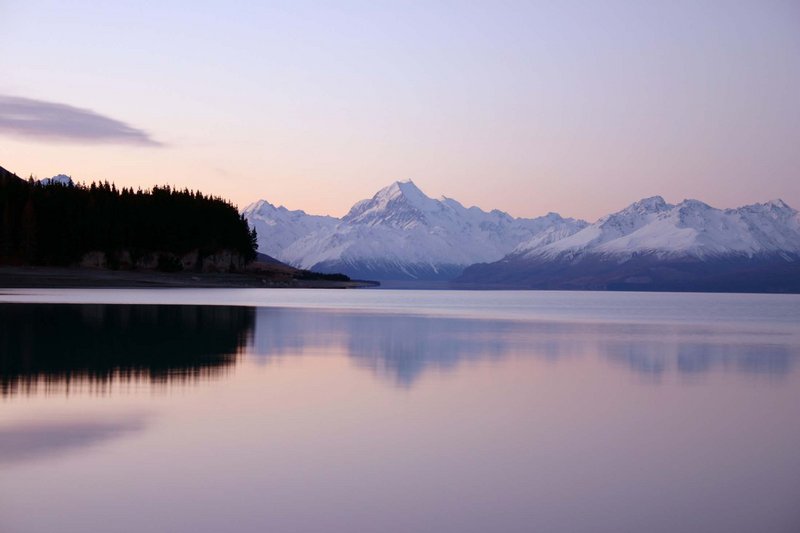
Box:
[0,166,257,269]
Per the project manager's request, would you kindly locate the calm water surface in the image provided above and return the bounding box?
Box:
[1,289,799,533]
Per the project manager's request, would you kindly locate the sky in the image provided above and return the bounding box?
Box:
[0,0,798,221]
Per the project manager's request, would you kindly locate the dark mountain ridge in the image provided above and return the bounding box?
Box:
[457,252,800,293]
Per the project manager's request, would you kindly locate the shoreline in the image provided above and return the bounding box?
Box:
[0,266,379,289]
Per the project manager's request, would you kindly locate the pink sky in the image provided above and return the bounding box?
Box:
[1,1,798,221]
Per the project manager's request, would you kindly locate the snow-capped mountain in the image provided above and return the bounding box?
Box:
[459,196,800,292]
[39,174,73,186]
[243,180,587,281]
[241,200,338,260]
[515,196,800,260]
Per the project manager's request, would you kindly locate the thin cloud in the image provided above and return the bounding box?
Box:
[0,95,162,146]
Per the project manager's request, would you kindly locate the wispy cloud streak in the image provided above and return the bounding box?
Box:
[0,95,161,146]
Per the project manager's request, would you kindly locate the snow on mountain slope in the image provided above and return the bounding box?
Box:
[457,196,800,292]
[243,180,587,280]
[241,200,338,260]
[518,196,800,260]
[733,199,800,254]
[39,174,74,186]
[342,180,442,228]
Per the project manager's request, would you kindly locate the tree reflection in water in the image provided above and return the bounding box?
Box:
[0,303,254,396]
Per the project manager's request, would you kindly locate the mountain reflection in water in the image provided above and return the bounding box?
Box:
[0,304,254,395]
[2,292,799,533]
[251,308,798,385]
[1,302,797,397]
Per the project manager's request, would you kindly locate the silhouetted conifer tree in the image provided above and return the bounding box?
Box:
[0,167,257,268]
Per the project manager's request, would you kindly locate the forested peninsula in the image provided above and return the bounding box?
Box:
[0,165,372,288]
[1,164,256,270]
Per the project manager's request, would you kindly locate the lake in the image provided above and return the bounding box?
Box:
[1,289,799,533]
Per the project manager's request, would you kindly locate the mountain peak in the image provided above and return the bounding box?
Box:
[243,198,317,218]
[595,195,671,229]
[344,180,440,226]
[626,195,669,213]
[375,179,426,201]
[676,198,712,210]
[765,199,793,211]
[248,199,276,211]
[735,198,798,218]
[40,174,73,186]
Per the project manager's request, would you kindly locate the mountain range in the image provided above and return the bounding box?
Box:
[459,196,800,292]
[243,183,800,292]
[243,180,586,281]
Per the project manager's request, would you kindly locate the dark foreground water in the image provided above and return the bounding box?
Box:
[1,289,799,533]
